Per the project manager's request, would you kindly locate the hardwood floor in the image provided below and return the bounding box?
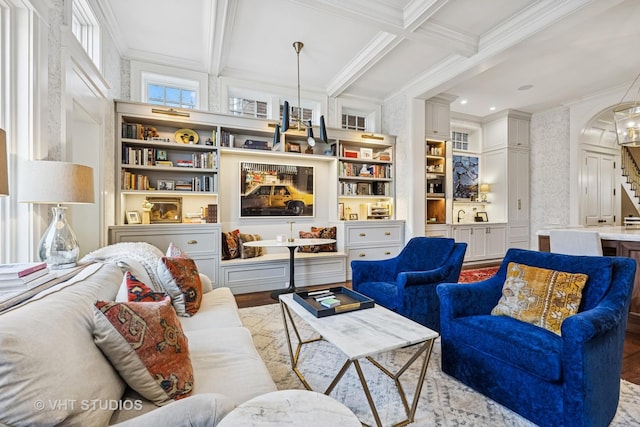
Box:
[234,281,640,386]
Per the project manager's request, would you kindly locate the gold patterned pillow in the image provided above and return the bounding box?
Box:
[491,262,588,335]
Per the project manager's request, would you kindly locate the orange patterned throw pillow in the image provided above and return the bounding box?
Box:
[125,272,166,302]
[310,226,337,252]
[93,298,194,405]
[491,262,588,335]
[157,256,203,317]
[298,230,321,253]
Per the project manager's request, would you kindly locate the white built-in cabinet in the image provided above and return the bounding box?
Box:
[482,110,532,251]
[425,95,455,140]
[451,223,506,262]
[583,151,616,225]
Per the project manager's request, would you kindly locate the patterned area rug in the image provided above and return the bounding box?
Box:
[459,266,500,283]
[240,304,640,426]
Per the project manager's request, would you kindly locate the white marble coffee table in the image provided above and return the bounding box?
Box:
[217,390,361,427]
[279,292,439,427]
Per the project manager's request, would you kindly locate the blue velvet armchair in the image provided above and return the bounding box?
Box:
[351,237,466,331]
[437,248,636,427]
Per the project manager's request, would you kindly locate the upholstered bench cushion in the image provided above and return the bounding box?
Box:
[449,314,562,381]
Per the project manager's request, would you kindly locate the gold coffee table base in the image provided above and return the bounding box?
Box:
[280,302,435,427]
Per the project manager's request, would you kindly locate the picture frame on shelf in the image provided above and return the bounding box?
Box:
[349,213,359,220]
[475,211,488,222]
[156,150,168,161]
[157,179,175,191]
[125,211,141,224]
[288,142,301,153]
[148,197,182,223]
[360,147,373,160]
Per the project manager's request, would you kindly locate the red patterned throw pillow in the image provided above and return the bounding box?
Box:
[298,230,321,253]
[311,226,337,252]
[157,256,203,317]
[125,272,166,302]
[93,298,194,405]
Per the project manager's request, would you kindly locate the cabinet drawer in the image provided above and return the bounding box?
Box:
[347,246,401,264]
[346,225,403,246]
[118,232,216,255]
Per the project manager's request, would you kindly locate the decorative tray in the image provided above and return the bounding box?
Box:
[293,287,374,318]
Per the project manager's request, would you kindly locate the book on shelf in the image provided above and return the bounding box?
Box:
[0,270,57,292]
[0,262,47,279]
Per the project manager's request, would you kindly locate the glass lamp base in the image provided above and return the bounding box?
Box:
[38,206,80,269]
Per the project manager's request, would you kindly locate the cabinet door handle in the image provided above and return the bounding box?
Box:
[518,199,522,210]
[486,228,491,234]
[359,233,366,237]
[187,240,198,244]
[384,231,391,236]
[470,228,473,235]
[385,251,391,255]
[358,253,366,257]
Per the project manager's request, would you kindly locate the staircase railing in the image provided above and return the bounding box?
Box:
[621,146,640,198]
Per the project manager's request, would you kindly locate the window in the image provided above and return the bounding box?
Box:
[229,97,268,118]
[148,84,197,109]
[132,61,208,110]
[282,103,313,126]
[342,113,367,131]
[71,0,100,68]
[452,131,469,151]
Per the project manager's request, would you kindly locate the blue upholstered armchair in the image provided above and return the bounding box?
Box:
[351,237,466,331]
[437,248,636,427]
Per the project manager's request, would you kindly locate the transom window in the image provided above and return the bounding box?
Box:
[282,104,313,125]
[452,131,469,151]
[229,97,268,118]
[147,84,197,109]
[342,113,367,131]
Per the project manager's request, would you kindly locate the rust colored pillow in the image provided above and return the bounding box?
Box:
[221,229,240,260]
[125,272,166,302]
[311,226,337,252]
[93,298,194,405]
[157,256,203,317]
[298,230,321,253]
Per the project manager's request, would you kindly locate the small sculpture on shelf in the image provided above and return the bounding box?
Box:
[141,199,154,225]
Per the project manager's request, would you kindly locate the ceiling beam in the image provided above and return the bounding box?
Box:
[208,0,237,76]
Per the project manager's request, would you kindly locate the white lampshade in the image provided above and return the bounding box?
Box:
[0,129,8,196]
[19,161,94,204]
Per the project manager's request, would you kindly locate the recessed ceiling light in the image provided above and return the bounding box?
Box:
[518,84,534,91]
[460,99,468,105]
[489,106,496,111]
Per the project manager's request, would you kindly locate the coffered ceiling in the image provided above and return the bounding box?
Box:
[99,0,640,118]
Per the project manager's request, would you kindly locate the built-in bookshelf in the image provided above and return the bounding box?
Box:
[336,136,395,220]
[426,139,447,224]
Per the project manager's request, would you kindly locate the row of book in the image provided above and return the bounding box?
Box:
[0,262,56,293]
[339,162,391,178]
[340,181,390,196]
[121,171,215,192]
[121,123,170,142]
[122,146,216,169]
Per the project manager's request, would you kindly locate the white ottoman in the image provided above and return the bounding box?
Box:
[218,390,361,426]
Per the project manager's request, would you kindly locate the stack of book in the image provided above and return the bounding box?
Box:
[0,262,56,293]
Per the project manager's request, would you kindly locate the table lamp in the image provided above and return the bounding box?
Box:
[479,183,491,202]
[19,160,94,269]
[0,129,8,196]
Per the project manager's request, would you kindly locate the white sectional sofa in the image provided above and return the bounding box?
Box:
[0,247,277,426]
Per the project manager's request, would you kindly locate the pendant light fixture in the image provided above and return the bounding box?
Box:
[614,71,640,146]
[278,41,328,147]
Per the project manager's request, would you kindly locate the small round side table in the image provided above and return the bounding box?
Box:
[217,390,361,427]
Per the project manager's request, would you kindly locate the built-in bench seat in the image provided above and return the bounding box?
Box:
[220,251,347,294]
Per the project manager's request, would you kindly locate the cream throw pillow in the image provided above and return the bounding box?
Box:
[491,262,588,335]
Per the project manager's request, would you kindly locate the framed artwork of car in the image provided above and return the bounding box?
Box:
[240,162,315,217]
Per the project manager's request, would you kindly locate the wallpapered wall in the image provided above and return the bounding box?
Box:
[530,107,571,246]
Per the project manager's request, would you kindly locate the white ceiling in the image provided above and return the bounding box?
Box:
[100,0,640,118]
